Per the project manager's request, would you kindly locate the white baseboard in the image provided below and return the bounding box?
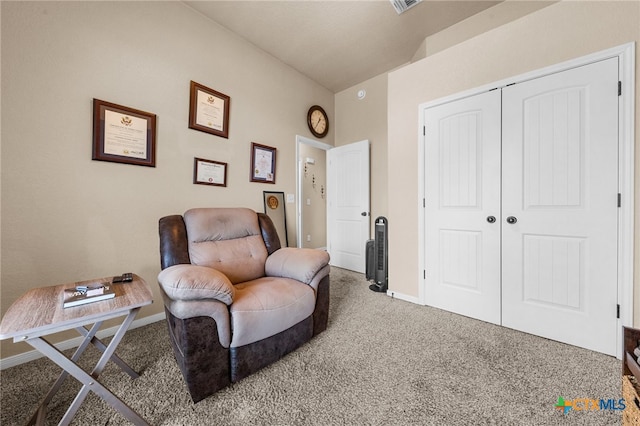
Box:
[386,289,424,305]
[0,312,166,370]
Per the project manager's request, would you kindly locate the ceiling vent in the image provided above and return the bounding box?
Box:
[390,0,422,15]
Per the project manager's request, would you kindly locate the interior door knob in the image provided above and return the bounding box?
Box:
[506,216,518,224]
[486,216,496,223]
[361,212,368,216]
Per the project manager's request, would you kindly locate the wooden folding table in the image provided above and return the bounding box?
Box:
[0,274,153,425]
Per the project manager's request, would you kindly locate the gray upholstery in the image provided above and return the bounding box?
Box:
[230,277,316,347]
[265,247,330,285]
[185,208,267,284]
[158,264,235,304]
[158,207,330,402]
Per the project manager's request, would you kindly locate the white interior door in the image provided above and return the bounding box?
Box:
[424,90,502,325]
[501,58,619,355]
[327,140,370,273]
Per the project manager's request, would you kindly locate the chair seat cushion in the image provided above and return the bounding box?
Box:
[229,277,315,348]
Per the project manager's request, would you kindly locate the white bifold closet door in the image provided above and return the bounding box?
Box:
[424,57,619,355]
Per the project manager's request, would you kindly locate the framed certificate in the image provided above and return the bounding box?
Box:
[92,99,156,167]
[193,157,227,187]
[189,81,230,139]
[250,142,276,184]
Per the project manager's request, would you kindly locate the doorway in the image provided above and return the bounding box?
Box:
[296,136,371,274]
[295,135,331,249]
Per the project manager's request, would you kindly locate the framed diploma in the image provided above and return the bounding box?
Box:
[193,157,227,187]
[189,81,230,139]
[92,99,156,167]
[250,142,276,184]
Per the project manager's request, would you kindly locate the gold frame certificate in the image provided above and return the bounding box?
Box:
[193,157,227,187]
[92,99,156,167]
[189,81,230,139]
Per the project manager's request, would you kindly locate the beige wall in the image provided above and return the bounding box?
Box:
[300,144,327,248]
[335,73,389,235]
[0,1,334,359]
[388,0,640,325]
[416,0,556,60]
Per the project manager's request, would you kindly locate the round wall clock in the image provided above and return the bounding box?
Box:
[307,105,329,138]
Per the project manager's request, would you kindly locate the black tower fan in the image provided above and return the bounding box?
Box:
[368,216,388,292]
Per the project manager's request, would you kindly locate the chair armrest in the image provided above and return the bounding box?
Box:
[158,264,235,305]
[265,248,330,285]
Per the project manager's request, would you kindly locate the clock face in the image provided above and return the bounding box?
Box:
[311,110,326,133]
[307,105,328,138]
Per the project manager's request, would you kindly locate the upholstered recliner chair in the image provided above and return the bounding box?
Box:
[157,208,330,402]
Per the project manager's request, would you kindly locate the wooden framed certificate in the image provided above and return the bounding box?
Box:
[250,142,276,184]
[92,99,156,167]
[189,81,230,139]
[193,157,227,187]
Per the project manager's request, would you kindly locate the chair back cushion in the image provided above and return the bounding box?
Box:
[184,208,267,284]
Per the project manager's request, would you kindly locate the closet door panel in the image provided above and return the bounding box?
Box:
[424,90,502,325]
[501,57,619,355]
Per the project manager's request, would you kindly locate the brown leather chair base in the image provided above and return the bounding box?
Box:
[164,308,231,403]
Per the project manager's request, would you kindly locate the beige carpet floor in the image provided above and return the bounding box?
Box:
[0,267,624,425]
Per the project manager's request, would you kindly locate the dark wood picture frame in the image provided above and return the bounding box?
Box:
[188,81,230,139]
[193,157,227,187]
[263,191,288,246]
[250,142,276,184]
[92,99,156,167]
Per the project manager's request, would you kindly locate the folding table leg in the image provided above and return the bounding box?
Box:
[25,309,149,426]
[59,309,139,423]
[26,322,103,426]
[75,326,139,379]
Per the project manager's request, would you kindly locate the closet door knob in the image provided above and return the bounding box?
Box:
[506,216,518,224]
[486,216,496,223]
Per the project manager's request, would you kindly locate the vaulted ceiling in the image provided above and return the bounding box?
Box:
[185,1,506,93]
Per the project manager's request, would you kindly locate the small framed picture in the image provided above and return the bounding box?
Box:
[193,157,227,187]
[92,99,156,167]
[263,191,288,246]
[250,142,276,184]
[189,81,230,139]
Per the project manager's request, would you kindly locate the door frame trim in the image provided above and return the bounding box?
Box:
[417,42,635,358]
